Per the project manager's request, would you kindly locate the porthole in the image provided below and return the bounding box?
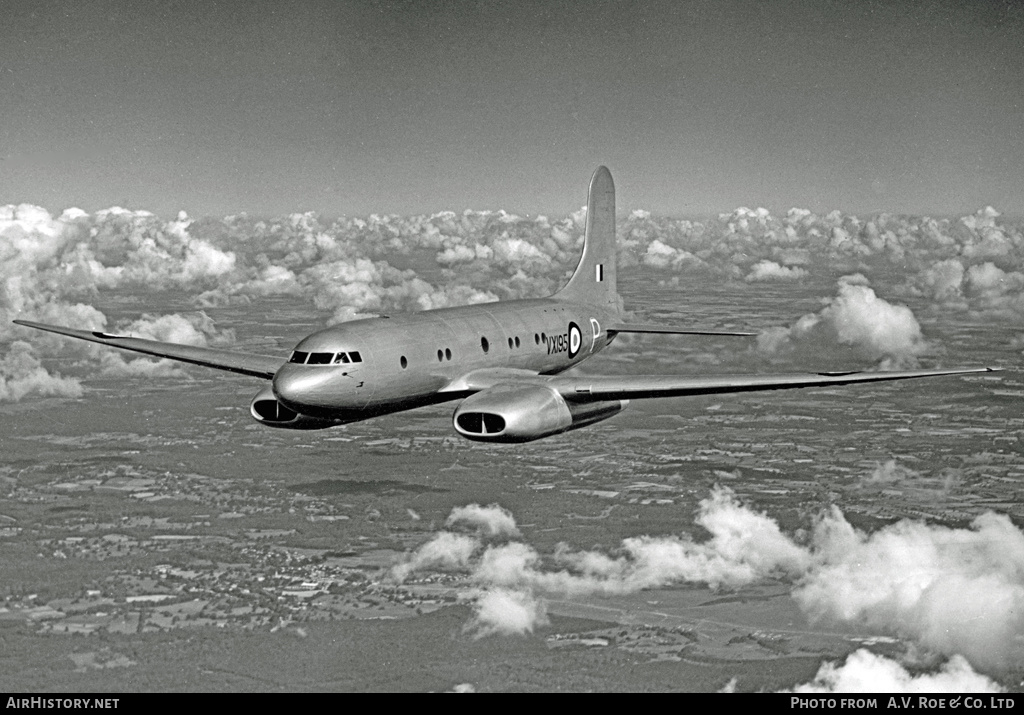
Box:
[481,337,489,354]
[541,332,546,343]
[515,336,520,348]
[534,334,539,344]
[507,337,513,349]
[437,349,443,362]
[445,348,452,360]
[400,356,408,369]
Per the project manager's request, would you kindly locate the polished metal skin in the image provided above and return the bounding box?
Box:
[12,167,998,443]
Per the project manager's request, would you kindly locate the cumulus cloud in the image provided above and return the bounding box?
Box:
[394,487,1024,678]
[0,341,83,402]
[745,260,809,282]
[389,532,479,583]
[796,509,1024,674]
[787,649,1003,693]
[445,503,521,538]
[462,587,549,639]
[757,276,927,368]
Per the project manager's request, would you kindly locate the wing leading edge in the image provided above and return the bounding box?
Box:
[544,367,999,401]
[12,320,283,380]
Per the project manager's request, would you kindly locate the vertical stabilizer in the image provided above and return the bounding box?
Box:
[554,166,621,313]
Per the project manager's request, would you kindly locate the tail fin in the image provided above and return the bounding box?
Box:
[554,166,622,313]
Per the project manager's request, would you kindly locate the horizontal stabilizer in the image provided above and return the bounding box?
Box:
[607,323,754,337]
[12,320,283,380]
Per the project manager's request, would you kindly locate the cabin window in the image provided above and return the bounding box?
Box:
[289,351,309,364]
[515,337,520,348]
[437,349,443,362]
[534,333,539,344]
[445,348,451,360]
[334,353,350,364]
[541,332,547,344]
[350,351,362,363]
[400,356,408,369]
[481,337,489,354]
[507,337,513,349]
[307,352,333,365]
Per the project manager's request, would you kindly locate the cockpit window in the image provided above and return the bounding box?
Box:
[291,350,362,366]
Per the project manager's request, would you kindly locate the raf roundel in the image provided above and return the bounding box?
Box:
[568,321,582,359]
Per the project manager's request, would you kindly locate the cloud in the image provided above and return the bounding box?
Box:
[389,532,479,583]
[445,503,521,538]
[395,487,1024,678]
[462,587,549,639]
[757,276,927,368]
[0,341,83,402]
[908,258,967,305]
[394,488,815,634]
[787,649,1004,693]
[745,260,809,282]
[795,509,1024,674]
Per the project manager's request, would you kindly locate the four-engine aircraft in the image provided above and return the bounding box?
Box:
[13,167,996,442]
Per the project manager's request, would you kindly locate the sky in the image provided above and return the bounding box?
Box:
[1,0,1022,218]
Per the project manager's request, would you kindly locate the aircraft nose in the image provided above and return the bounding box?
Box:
[272,364,336,412]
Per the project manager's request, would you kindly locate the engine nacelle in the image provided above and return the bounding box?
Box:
[249,385,341,430]
[453,384,626,443]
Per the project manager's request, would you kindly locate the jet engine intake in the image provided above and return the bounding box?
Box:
[249,385,340,430]
[453,384,626,442]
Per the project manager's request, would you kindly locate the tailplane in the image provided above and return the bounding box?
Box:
[554,166,622,313]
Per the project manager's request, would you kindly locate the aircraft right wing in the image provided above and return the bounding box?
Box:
[12,320,284,380]
[542,367,1000,401]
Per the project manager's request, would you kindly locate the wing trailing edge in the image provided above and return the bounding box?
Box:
[12,320,283,380]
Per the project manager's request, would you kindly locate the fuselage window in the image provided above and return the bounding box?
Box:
[307,352,333,365]
[507,337,513,349]
[541,332,547,344]
[289,351,309,364]
[350,351,362,363]
[437,349,444,362]
[445,348,451,360]
[515,336,520,348]
[334,353,351,364]
[400,356,408,369]
[481,337,489,354]
[534,333,539,344]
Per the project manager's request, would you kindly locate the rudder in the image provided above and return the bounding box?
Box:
[554,166,621,313]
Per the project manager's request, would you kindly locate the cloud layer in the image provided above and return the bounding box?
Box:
[393,487,1024,679]
[3,200,1021,400]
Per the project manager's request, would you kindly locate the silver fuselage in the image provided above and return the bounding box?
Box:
[271,298,619,422]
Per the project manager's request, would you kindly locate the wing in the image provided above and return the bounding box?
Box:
[542,367,1000,401]
[12,320,283,380]
[607,322,754,337]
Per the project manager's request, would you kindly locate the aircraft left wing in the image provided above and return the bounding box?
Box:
[12,320,283,380]
[541,367,1000,401]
